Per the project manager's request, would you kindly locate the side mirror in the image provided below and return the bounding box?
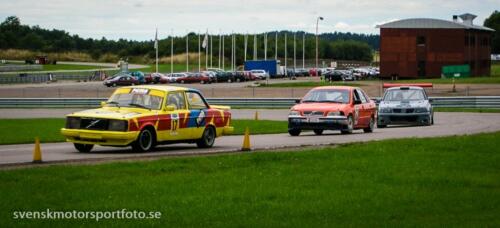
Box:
[100,101,106,107]
[295,99,301,104]
[164,105,175,111]
[354,100,362,105]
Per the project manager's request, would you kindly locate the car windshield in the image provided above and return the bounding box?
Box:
[301,89,350,104]
[107,92,163,110]
[384,89,426,101]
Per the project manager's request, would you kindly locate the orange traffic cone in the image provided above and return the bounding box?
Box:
[241,127,251,151]
[33,137,42,163]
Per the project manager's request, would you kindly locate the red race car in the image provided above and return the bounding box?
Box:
[288,86,377,136]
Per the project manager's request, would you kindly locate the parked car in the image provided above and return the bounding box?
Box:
[324,71,344,81]
[148,73,169,84]
[61,85,234,152]
[233,71,246,82]
[202,71,217,83]
[377,84,434,128]
[250,69,269,79]
[103,74,140,87]
[288,86,377,136]
[167,73,187,83]
[192,72,211,84]
[215,71,233,82]
[243,71,257,81]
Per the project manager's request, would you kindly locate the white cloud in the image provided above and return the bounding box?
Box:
[0,0,497,40]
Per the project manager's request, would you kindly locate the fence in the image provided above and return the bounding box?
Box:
[0,97,499,109]
[0,70,118,84]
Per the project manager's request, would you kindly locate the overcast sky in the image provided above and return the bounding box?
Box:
[1,0,498,40]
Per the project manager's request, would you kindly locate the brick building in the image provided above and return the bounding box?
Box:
[378,13,494,78]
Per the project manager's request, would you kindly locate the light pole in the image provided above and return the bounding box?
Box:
[315,16,324,70]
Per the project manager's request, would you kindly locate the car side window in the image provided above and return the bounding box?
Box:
[186,92,208,110]
[166,92,186,110]
[353,90,362,104]
[356,89,368,103]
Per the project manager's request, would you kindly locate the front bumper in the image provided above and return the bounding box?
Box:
[378,113,430,125]
[288,115,348,130]
[218,126,234,136]
[61,128,139,146]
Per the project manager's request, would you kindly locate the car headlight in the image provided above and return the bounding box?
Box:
[379,108,392,113]
[415,108,429,113]
[289,110,300,116]
[327,111,341,116]
[66,117,81,129]
[108,120,128,131]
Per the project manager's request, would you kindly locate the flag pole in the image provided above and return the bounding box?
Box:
[155,28,158,73]
[264,32,267,61]
[205,29,208,70]
[210,32,213,68]
[222,33,225,70]
[198,31,201,72]
[275,31,278,60]
[302,32,305,69]
[186,31,189,72]
[244,32,247,62]
[171,29,173,74]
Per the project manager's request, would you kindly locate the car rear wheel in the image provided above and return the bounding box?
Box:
[341,115,354,134]
[313,129,323,135]
[74,143,94,153]
[363,117,375,133]
[288,129,301,136]
[197,126,215,148]
[132,128,156,152]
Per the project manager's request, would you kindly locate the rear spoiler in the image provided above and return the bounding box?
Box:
[383,83,433,89]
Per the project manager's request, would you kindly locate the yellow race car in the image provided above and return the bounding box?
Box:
[61,85,233,152]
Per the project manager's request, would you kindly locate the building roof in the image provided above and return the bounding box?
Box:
[377,18,494,31]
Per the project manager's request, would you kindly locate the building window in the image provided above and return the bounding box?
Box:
[417,36,426,46]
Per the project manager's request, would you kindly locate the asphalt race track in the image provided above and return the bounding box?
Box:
[1,112,500,166]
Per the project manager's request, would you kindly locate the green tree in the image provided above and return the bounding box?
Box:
[484,10,500,53]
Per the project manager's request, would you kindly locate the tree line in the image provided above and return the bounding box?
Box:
[0,16,377,63]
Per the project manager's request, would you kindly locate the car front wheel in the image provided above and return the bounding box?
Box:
[74,143,94,153]
[341,115,354,134]
[197,126,216,148]
[132,128,156,152]
[288,129,301,136]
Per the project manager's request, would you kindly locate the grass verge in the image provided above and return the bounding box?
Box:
[0,119,287,145]
[434,107,500,113]
[1,132,500,226]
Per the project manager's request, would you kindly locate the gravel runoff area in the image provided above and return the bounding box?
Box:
[1,112,499,166]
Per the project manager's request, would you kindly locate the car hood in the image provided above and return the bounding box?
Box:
[379,100,429,108]
[292,102,349,112]
[67,107,155,120]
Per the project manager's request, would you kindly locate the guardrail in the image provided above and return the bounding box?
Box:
[0,97,500,108]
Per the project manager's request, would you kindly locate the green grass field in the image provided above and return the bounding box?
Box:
[388,64,500,84]
[0,119,287,145]
[1,132,499,226]
[261,81,361,88]
[41,64,107,71]
[434,108,500,113]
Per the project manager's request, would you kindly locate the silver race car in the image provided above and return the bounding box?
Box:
[377,85,434,128]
